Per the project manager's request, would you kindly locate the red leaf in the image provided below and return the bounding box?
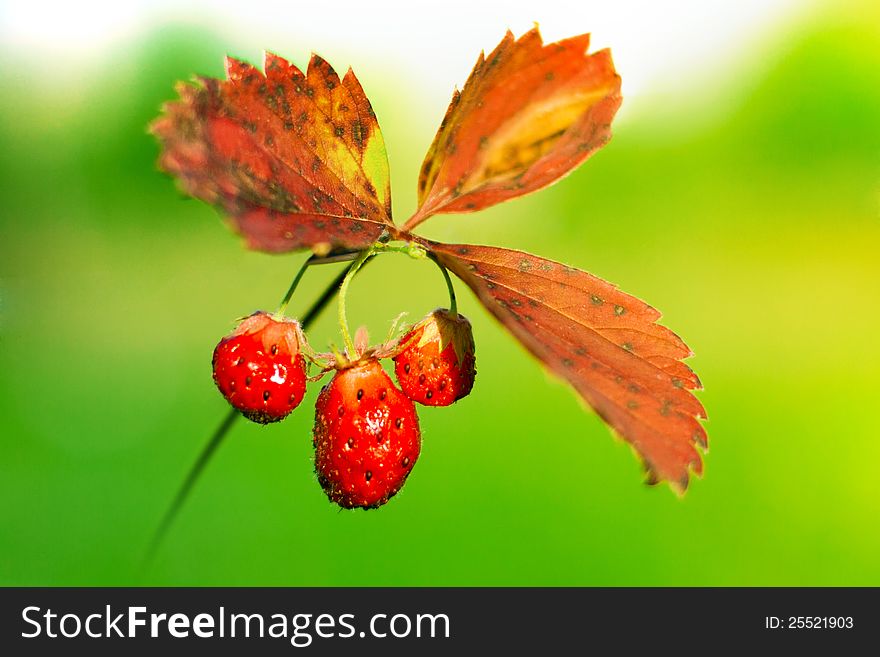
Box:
[427,240,707,491]
[405,28,622,230]
[151,53,394,253]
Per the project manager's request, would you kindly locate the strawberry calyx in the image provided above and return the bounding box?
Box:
[231,310,306,357]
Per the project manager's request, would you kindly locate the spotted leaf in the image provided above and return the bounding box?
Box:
[151,53,393,253]
[427,240,707,491]
[405,28,622,230]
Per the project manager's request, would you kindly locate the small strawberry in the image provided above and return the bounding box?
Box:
[313,358,421,509]
[393,309,476,406]
[212,311,307,424]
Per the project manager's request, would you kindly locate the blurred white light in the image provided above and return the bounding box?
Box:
[1,0,807,105]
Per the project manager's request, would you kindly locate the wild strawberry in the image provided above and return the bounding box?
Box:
[212,311,307,424]
[313,358,421,509]
[393,309,476,406]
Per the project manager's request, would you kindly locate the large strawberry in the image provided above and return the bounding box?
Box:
[212,311,307,424]
[313,358,421,509]
[393,309,476,406]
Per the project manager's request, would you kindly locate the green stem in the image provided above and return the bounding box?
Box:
[276,249,370,318]
[146,263,356,566]
[275,256,313,317]
[337,248,374,356]
[430,254,458,315]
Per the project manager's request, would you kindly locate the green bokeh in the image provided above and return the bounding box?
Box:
[2,2,879,585]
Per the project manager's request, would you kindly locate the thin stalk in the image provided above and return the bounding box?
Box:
[429,253,458,315]
[145,260,369,565]
[144,407,238,564]
[276,256,313,317]
[336,248,373,357]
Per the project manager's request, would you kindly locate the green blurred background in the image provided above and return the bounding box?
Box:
[1,0,879,585]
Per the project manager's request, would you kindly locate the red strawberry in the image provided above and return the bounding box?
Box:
[393,309,476,406]
[313,358,421,509]
[212,311,307,424]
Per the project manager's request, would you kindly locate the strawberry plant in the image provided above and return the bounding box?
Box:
[150,27,707,532]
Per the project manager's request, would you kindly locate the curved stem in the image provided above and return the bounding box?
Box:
[145,261,367,566]
[275,256,313,317]
[337,248,374,356]
[430,254,458,315]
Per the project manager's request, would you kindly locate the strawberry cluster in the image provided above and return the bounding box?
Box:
[211,308,476,509]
